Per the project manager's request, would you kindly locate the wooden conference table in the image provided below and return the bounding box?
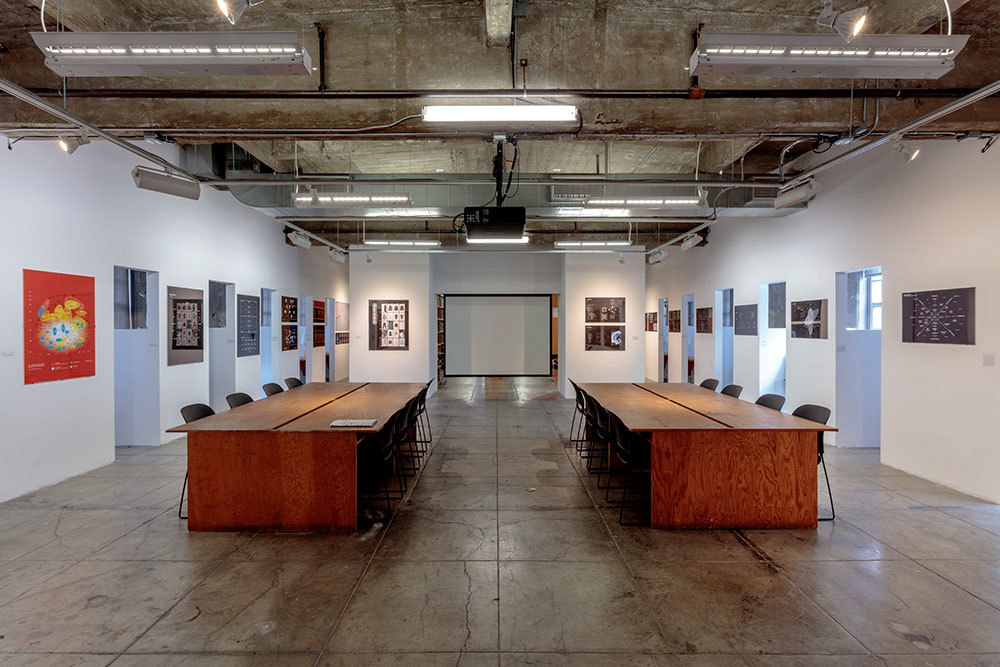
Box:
[168,381,425,532]
[578,382,836,530]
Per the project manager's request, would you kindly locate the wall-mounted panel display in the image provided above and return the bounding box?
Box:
[768,282,786,329]
[696,307,713,333]
[281,295,298,323]
[167,286,204,366]
[645,312,657,332]
[734,304,758,336]
[236,294,260,357]
[790,299,829,339]
[23,269,95,384]
[668,310,681,333]
[585,325,625,351]
[313,299,326,325]
[313,324,325,347]
[281,324,298,351]
[902,287,975,345]
[334,301,349,332]
[335,332,350,345]
[585,297,625,323]
[369,300,409,350]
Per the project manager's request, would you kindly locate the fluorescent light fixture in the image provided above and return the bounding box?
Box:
[131,166,201,200]
[286,231,312,249]
[293,193,410,208]
[775,179,824,209]
[556,207,630,217]
[680,234,704,252]
[692,32,968,79]
[31,31,310,77]
[217,0,265,25]
[555,240,632,248]
[894,141,921,162]
[817,2,869,43]
[57,135,89,154]
[466,236,530,244]
[363,239,440,247]
[422,105,579,123]
[586,197,705,207]
[328,247,346,263]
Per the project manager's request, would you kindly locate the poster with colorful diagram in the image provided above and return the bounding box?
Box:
[23,269,95,384]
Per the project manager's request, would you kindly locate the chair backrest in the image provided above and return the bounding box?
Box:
[226,392,254,409]
[262,382,284,397]
[569,379,586,410]
[699,378,720,391]
[720,384,743,398]
[284,377,304,389]
[792,403,832,457]
[755,393,786,412]
[180,403,215,424]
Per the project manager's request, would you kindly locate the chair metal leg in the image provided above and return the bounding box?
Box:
[178,472,188,520]
[819,454,836,521]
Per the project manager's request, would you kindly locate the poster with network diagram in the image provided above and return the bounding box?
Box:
[790,299,828,339]
[902,287,975,344]
[369,300,409,350]
[236,294,260,357]
[585,297,625,323]
[167,286,203,366]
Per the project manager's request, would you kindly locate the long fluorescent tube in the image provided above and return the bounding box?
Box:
[363,239,441,247]
[466,236,530,244]
[132,166,201,200]
[422,105,579,123]
[294,193,411,208]
[691,33,969,79]
[556,240,632,248]
[556,208,630,217]
[31,31,310,77]
[587,197,704,207]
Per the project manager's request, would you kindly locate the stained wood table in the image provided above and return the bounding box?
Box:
[167,381,424,533]
[578,382,835,530]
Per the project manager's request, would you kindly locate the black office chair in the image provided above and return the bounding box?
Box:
[755,393,786,412]
[792,404,835,521]
[358,410,406,516]
[285,377,304,389]
[720,384,743,398]
[226,392,253,409]
[606,412,652,525]
[262,382,284,397]
[178,403,215,520]
[413,382,432,452]
[568,379,588,450]
[699,378,720,391]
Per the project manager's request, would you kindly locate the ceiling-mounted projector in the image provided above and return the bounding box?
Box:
[464,206,526,242]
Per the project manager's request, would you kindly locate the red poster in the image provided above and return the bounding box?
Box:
[23,269,96,384]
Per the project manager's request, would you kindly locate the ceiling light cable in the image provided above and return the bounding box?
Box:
[943,0,952,35]
[40,0,47,31]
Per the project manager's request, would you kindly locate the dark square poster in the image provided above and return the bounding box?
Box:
[734,304,758,336]
[585,325,625,351]
[790,299,828,339]
[585,297,625,323]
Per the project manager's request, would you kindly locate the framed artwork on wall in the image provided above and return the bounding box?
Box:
[313,324,325,347]
[768,282,786,329]
[734,304,758,336]
[23,269,96,384]
[281,295,298,323]
[585,297,625,323]
[335,332,350,345]
[790,299,829,339]
[668,310,681,333]
[902,287,975,345]
[281,324,298,351]
[313,299,326,325]
[167,286,204,366]
[645,312,657,332]
[585,325,625,351]
[334,301,350,332]
[236,294,260,357]
[369,299,409,350]
[696,307,713,333]
[208,281,227,329]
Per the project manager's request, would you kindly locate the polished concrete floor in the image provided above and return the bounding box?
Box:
[2,377,1000,666]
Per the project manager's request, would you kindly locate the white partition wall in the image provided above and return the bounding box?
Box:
[444,295,552,376]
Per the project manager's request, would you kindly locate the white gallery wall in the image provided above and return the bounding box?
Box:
[0,141,348,502]
[645,140,1000,503]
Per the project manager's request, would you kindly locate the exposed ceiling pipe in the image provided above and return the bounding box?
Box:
[223,177,779,188]
[0,77,196,178]
[785,78,1000,189]
[21,87,999,100]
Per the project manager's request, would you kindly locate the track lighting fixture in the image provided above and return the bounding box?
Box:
[680,234,704,252]
[131,166,201,200]
[286,231,312,249]
[217,0,265,25]
[328,248,346,263]
[648,249,668,265]
[817,2,869,43]
[893,141,921,162]
[57,135,89,154]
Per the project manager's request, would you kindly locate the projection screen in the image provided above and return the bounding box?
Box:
[444,295,552,376]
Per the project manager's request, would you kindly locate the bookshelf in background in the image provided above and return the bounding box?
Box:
[436,294,446,386]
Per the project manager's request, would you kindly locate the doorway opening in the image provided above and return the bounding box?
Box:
[260,288,277,389]
[113,266,160,446]
[658,297,669,382]
[208,280,236,412]
[759,281,787,398]
[836,267,882,447]
[681,294,695,383]
[715,288,734,387]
